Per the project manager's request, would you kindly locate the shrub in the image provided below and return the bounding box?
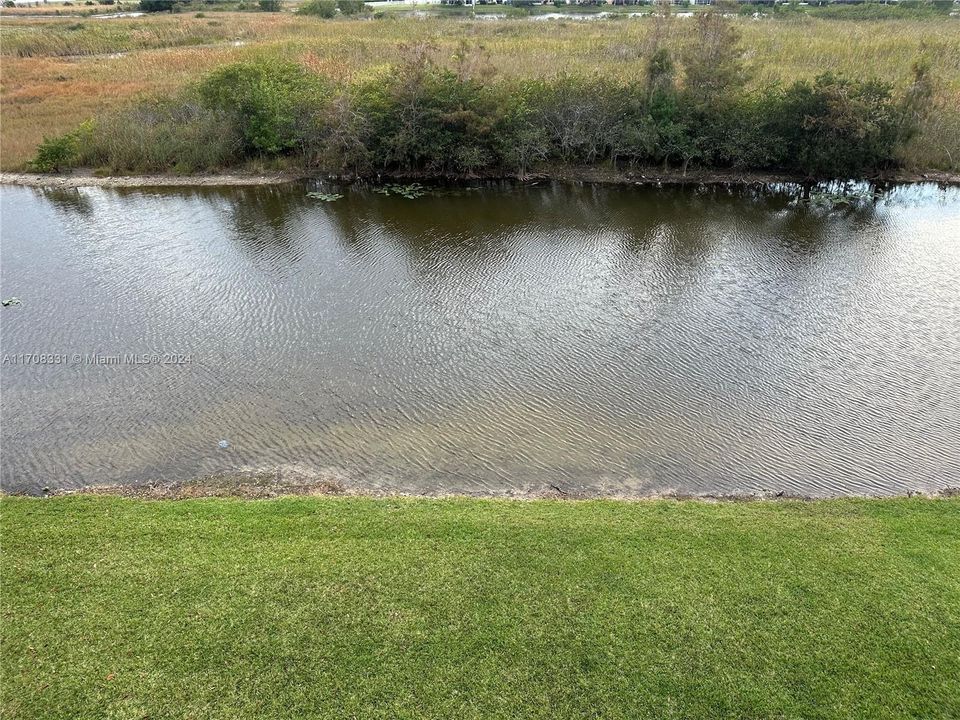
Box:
[347,44,506,173]
[139,0,175,10]
[533,76,627,165]
[258,0,281,10]
[775,74,902,177]
[297,0,336,16]
[197,61,326,155]
[337,0,367,14]
[30,128,84,172]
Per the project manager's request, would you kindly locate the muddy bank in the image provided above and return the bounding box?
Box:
[369,166,960,188]
[3,166,959,189]
[0,170,305,188]
[14,468,960,502]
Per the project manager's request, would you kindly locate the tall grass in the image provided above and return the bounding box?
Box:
[1,14,273,57]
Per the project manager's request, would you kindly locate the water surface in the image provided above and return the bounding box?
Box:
[2,182,959,496]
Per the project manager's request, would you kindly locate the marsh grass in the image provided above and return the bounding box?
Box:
[2,13,958,170]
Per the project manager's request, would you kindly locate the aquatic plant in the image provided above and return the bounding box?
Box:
[804,187,875,211]
[373,183,428,199]
[306,191,343,201]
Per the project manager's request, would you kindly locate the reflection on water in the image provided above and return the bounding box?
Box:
[1,181,959,496]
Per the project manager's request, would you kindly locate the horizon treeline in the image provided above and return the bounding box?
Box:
[32,12,936,179]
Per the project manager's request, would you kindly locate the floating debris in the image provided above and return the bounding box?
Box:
[2,297,22,307]
[218,439,230,449]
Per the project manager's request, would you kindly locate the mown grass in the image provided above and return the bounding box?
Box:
[2,496,959,719]
[1,13,958,170]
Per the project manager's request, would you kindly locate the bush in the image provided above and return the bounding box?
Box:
[337,0,367,14]
[198,61,326,155]
[346,45,504,173]
[297,0,336,16]
[139,0,175,10]
[30,128,85,172]
[774,74,902,177]
[258,0,281,10]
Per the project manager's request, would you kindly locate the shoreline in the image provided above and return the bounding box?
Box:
[5,470,958,502]
[3,167,960,189]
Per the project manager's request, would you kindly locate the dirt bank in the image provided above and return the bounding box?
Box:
[3,167,959,189]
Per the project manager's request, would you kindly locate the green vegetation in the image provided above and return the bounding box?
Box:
[139,0,177,11]
[805,1,955,21]
[366,0,956,20]
[3,10,957,173]
[137,0,268,12]
[44,12,935,179]
[298,0,369,16]
[3,495,958,719]
[30,124,86,172]
[64,99,240,172]
[2,16,244,57]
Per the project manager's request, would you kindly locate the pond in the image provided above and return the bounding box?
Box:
[1,181,958,497]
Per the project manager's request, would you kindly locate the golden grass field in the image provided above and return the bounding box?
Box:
[2,11,958,171]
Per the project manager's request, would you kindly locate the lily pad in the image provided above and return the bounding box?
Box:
[374,183,428,199]
[307,192,343,202]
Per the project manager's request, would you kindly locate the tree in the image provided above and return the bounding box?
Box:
[681,11,747,107]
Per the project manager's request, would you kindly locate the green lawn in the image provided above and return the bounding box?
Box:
[2,496,958,719]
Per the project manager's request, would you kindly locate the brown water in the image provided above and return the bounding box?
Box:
[1,181,959,497]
